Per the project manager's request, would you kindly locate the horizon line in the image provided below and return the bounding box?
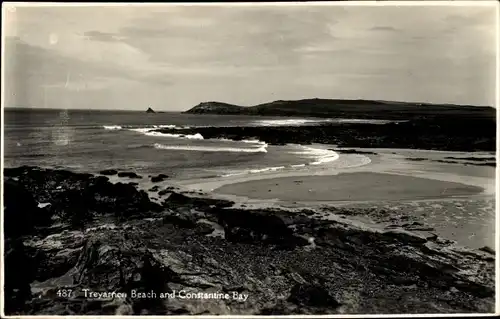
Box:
[2,96,496,112]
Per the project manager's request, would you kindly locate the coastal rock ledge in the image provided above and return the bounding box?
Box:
[3,166,495,315]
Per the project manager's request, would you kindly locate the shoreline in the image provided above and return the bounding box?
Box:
[176,147,495,195]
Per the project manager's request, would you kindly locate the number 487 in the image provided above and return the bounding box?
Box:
[57,289,73,298]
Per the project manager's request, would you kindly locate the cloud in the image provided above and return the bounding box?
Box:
[3,4,496,109]
[3,36,176,104]
[83,30,122,42]
[115,6,337,71]
[370,26,398,32]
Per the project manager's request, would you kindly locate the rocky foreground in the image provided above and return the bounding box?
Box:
[3,166,496,315]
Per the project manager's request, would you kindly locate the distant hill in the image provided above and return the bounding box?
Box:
[186,102,246,114]
[184,98,495,120]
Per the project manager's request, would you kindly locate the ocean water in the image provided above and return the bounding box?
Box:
[3,109,379,180]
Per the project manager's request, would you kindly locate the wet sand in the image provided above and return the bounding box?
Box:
[214,172,485,202]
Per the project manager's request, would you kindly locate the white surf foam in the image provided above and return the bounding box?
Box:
[249,166,286,173]
[104,124,182,131]
[217,138,267,145]
[221,172,248,177]
[221,165,286,177]
[292,146,340,165]
[242,139,267,145]
[337,119,391,124]
[130,128,204,140]
[252,119,328,127]
[219,147,373,178]
[103,125,122,130]
[154,143,268,153]
[157,125,179,129]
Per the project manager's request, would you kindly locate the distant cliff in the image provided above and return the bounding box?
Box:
[184,98,495,120]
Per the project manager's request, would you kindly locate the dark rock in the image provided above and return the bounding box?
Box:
[406,227,435,232]
[406,158,427,162]
[162,192,234,211]
[479,246,495,255]
[74,238,170,314]
[117,172,142,179]
[31,243,83,282]
[4,239,36,313]
[4,179,50,238]
[383,230,427,245]
[151,174,169,183]
[287,283,341,308]
[149,186,160,192]
[99,169,118,176]
[146,107,156,113]
[158,189,170,197]
[195,223,216,235]
[334,149,377,155]
[162,213,197,229]
[216,209,307,248]
[4,167,162,227]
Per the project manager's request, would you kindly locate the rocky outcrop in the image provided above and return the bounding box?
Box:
[146,107,155,113]
[19,210,495,315]
[151,174,168,183]
[4,239,37,314]
[4,179,51,238]
[99,169,118,176]
[4,166,162,228]
[117,171,142,179]
[153,117,495,152]
[288,283,341,309]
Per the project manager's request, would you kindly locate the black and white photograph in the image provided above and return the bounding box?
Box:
[1,1,498,316]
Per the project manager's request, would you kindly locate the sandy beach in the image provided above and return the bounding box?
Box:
[214,172,485,202]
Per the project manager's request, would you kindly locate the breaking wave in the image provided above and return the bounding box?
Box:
[103,124,181,130]
[251,118,393,127]
[153,143,268,153]
[103,125,122,130]
[249,166,286,173]
[291,146,340,165]
[220,146,342,177]
[130,128,204,140]
[252,119,328,127]
[217,138,268,146]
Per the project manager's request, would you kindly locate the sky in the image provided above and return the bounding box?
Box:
[2,3,497,111]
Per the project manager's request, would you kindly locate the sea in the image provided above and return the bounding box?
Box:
[4,108,495,249]
[3,108,383,180]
